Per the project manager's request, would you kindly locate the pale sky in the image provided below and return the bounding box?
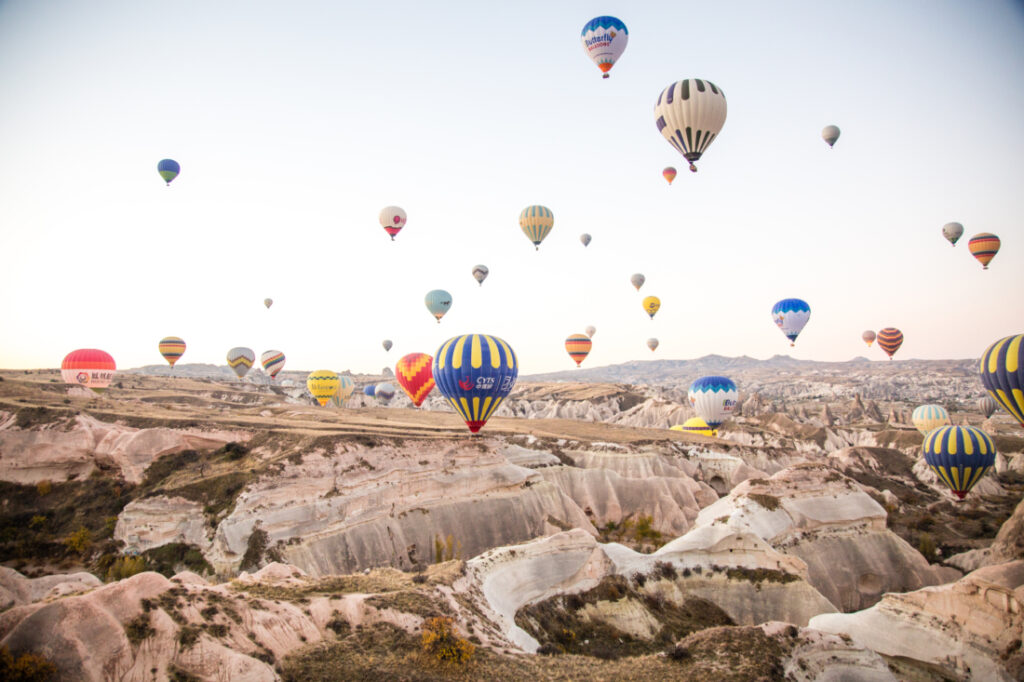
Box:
[1,0,1022,375]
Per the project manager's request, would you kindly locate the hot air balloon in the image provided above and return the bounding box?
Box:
[580,233,592,247]
[647,338,659,352]
[770,299,810,346]
[330,376,356,407]
[642,296,660,319]
[158,337,186,367]
[876,328,903,360]
[654,79,727,172]
[61,349,116,393]
[157,159,179,185]
[425,289,452,323]
[382,339,393,352]
[565,334,592,367]
[433,334,518,433]
[862,330,876,347]
[307,370,340,406]
[395,353,435,407]
[968,233,1000,269]
[631,273,645,291]
[922,425,996,499]
[979,395,998,419]
[226,347,255,378]
[980,334,1024,429]
[585,325,596,338]
[519,205,554,250]
[260,350,286,379]
[472,264,489,286]
[821,125,840,148]
[942,223,964,247]
[688,376,738,429]
[670,417,716,437]
[580,16,628,79]
[912,405,952,436]
[264,298,273,309]
[375,382,396,403]
[663,167,677,185]
[364,384,376,398]
[379,206,406,241]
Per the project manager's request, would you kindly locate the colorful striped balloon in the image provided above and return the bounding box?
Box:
[158,336,186,367]
[565,334,592,367]
[911,404,951,436]
[307,370,340,406]
[922,425,996,500]
[226,347,255,378]
[967,233,1000,269]
[980,334,1024,429]
[771,298,811,346]
[330,376,356,407]
[876,328,903,360]
[396,352,435,407]
[519,205,554,250]
[688,376,738,429]
[654,79,728,172]
[61,349,116,393]
[433,334,518,433]
[260,350,286,379]
[979,395,998,419]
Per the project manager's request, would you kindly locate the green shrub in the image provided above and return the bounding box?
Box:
[0,646,57,681]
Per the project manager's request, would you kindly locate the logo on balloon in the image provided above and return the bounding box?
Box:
[458,377,474,391]
[76,372,89,384]
[475,376,495,390]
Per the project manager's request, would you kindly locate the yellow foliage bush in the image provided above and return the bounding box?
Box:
[0,645,57,681]
[36,480,52,497]
[420,616,474,665]
[63,527,92,556]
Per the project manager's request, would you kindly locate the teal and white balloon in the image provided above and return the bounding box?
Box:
[425,289,452,323]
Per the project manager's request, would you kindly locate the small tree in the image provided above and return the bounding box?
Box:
[420,617,474,665]
[64,527,92,556]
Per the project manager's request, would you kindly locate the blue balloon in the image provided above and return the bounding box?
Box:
[922,425,996,499]
[433,334,518,433]
[770,298,811,345]
[363,384,376,397]
[980,334,1024,429]
[157,158,180,185]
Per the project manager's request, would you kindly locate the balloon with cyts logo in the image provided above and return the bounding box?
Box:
[433,334,518,433]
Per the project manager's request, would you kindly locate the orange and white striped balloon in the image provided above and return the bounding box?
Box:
[565,334,592,367]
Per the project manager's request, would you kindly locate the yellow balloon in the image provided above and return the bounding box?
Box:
[642,295,661,319]
[670,417,716,437]
[306,370,340,406]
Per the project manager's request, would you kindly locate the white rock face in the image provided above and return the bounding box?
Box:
[0,566,101,610]
[810,561,1024,681]
[0,414,246,484]
[114,495,211,552]
[759,622,897,681]
[693,464,959,611]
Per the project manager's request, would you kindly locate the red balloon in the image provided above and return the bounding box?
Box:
[395,353,435,407]
[61,349,116,393]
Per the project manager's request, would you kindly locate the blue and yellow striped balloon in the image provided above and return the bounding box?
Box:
[911,404,951,436]
[519,205,554,250]
[433,334,518,433]
[980,334,1024,429]
[922,425,996,500]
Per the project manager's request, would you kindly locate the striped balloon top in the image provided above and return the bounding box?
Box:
[980,333,1024,426]
[581,15,628,35]
[436,334,516,372]
[771,298,810,314]
[689,375,737,394]
[923,425,995,458]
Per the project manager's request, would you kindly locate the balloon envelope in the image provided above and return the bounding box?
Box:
[980,334,1024,429]
[642,296,661,319]
[433,334,518,433]
[581,15,628,79]
[375,382,396,403]
[157,159,179,185]
[670,417,715,437]
[821,125,840,148]
[519,205,554,250]
[876,328,903,359]
[61,349,116,393]
[379,206,406,241]
[226,347,255,378]
[647,338,659,352]
[663,167,677,184]
[158,337,186,367]
[264,298,273,309]
[942,222,964,247]
[364,384,376,397]
[968,233,1000,269]
[862,330,876,347]
[330,376,356,407]
[396,353,435,407]
[307,370,340,406]
[631,273,645,291]
[585,325,596,338]
[425,289,453,322]
[771,299,810,346]
[382,339,393,352]
[923,425,996,499]
[472,265,489,286]
[912,405,952,436]
[260,350,286,379]
[979,395,999,419]
[580,233,591,247]
[688,376,738,429]
[565,334,592,367]
[654,79,727,172]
